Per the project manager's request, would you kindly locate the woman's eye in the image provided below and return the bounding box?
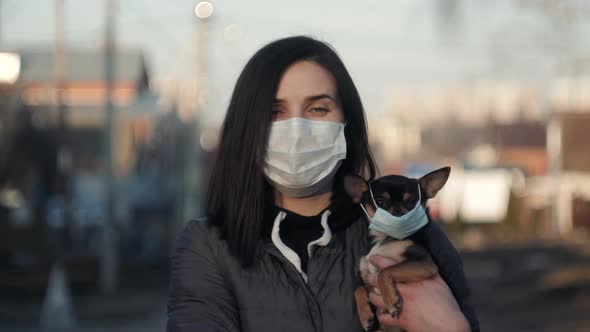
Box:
[271,109,283,119]
[309,107,328,114]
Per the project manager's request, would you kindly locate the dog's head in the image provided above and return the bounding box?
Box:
[344,167,451,219]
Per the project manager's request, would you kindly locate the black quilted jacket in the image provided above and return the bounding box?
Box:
[167,213,479,332]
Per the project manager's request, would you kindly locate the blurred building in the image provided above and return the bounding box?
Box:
[557,112,590,173]
[12,48,158,176]
[0,48,167,289]
[0,83,20,155]
[370,79,590,238]
[494,122,547,176]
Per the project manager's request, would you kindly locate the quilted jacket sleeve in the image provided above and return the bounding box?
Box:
[167,220,241,332]
[413,220,480,332]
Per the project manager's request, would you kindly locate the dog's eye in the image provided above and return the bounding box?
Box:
[376,198,390,209]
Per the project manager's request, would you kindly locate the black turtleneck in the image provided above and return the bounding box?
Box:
[262,186,364,273]
[278,210,325,273]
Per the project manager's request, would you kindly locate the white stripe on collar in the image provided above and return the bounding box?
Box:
[307,210,332,257]
[270,209,333,283]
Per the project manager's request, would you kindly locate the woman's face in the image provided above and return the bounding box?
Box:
[272,61,344,123]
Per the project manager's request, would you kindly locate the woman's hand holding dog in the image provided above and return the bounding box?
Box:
[367,255,470,332]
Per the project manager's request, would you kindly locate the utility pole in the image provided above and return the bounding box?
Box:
[0,0,3,47]
[173,2,211,244]
[54,0,65,101]
[39,2,77,331]
[186,3,210,220]
[53,0,72,247]
[547,112,563,234]
[100,0,118,293]
[186,2,209,220]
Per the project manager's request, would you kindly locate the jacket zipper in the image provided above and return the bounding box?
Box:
[268,247,323,332]
[306,249,324,332]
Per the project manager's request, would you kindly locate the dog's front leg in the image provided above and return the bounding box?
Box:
[377,259,438,318]
[355,285,378,331]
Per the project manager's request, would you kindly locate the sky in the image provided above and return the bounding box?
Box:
[3,0,590,126]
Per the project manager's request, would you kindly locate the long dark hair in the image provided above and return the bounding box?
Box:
[206,35,376,266]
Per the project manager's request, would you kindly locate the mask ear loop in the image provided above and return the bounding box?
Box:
[368,183,378,207]
[413,182,423,210]
[417,182,422,202]
[359,204,370,220]
[359,183,378,220]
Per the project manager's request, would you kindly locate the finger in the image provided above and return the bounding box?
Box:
[366,273,378,288]
[377,313,403,329]
[365,274,383,295]
[368,290,386,309]
[368,255,398,269]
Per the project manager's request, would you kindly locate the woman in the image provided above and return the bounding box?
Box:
[167,36,478,332]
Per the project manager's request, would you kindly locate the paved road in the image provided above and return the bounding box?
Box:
[1,312,165,332]
[3,241,590,332]
[0,288,168,332]
[464,242,590,332]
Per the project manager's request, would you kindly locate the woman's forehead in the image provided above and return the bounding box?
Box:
[275,61,338,102]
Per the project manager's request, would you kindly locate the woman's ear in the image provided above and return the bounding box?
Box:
[343,174,369,204]
[418,167,451,199]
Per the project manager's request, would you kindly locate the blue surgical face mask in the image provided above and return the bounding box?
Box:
[360,182,429,240]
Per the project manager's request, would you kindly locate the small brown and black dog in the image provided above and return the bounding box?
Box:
[344,167,451,332]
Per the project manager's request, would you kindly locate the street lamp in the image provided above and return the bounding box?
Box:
[195,1,214,19]
[0,53,20,84]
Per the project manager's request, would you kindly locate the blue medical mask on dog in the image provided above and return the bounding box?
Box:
[360,182,429,240]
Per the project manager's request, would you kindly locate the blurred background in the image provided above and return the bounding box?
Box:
[0,0,589,331]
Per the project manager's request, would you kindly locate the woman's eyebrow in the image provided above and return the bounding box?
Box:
[306,94,336,102]
[273,94,336,104]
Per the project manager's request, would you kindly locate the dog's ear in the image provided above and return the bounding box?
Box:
[419,167,451,199]
[343,174,369,204]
